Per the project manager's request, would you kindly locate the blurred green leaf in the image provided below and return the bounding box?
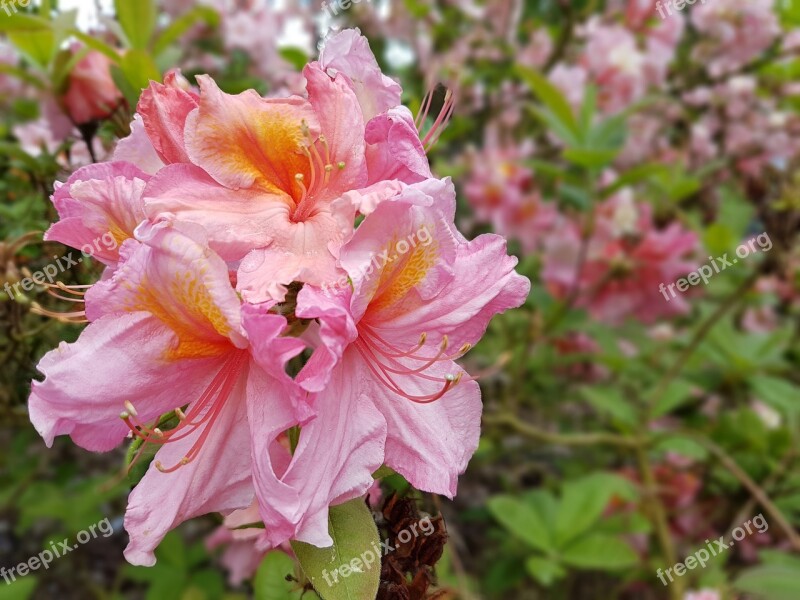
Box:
[560,533,638,570]
[0,576,38,600]
[735,564,800,600]
[115,0,156,50]
[153,6,219,57]
[554,474,635,546]
[525,556,565,587]
[581,387,638,430]
[254,551,304,600]
[517,65,578,136]
[488,495,553,554]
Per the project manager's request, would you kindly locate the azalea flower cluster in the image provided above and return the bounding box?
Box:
[27,29,529,566]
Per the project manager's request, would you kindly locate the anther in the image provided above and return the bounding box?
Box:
[124,400,138,417]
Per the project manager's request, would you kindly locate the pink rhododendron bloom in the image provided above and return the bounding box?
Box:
[247,178,529,547]
[61,46,123,124]
[28,221,312,566]
[27,27,529,569]
[542,191,700,324]
[463,132,558,253]
[129,30,429,300]
[691,0,780,77]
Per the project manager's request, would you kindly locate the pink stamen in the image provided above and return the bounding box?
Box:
[120,351,248,472]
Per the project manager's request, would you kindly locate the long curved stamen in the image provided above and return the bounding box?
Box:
[120,351,247,472]
[30,302,88,323]
[355,340,459,404]
[301,146,317,195]
[416,89,434,131]
[354,326,473,404]
[422,89,455,150]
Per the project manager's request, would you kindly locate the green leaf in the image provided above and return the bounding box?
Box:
[487,495,553,554]
[580,387,638,429]
[578,85,596,135]
[8,28,55,71]
[70,30,121,63]
[517,65,578,137]
[254,551,304,600]
[279,47,309,71]
[560,533,638,570]
[653,434,709,460]
[562,147,619,168]
[554,474,634,546]
[0,13,51,32]
[291,499,380,600]
[0,575,38,600]
[153,6,219,57]
[525,556,565,587]
[115,0,156,49]
[119,48,161,98]
[652,379,696,417]
[734,565,800,600]
[601,163,669,197]
[750,376,800,418]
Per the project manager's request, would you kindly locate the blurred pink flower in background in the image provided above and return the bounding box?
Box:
[683,590,721,600]
[542,191,700,324]
[691,0,780,77]
[61,46,123,124]
[463,130,558,253]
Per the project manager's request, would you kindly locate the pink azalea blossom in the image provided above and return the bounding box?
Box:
[27,28,529,569]
[127,30,428,300]
[463,131,559,253]
[247,178,530,547]
[691,0,780,77]
[542,191,700,324]
[29,221,312,566]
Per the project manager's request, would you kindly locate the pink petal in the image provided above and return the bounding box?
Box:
[318,29,402,121]
[29,312,224,451]
[46,162,150,266]
[137,79,198,164]
[123,373,254,566]
[235,205,352,302]
[184,75,319,199]
[353,352,481,498]
[143,164,286,261]
[86,220,247,355]
[247,352,386,548]
[303,62,368,201]
[112,114,165,175]
[365,107,432,185]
